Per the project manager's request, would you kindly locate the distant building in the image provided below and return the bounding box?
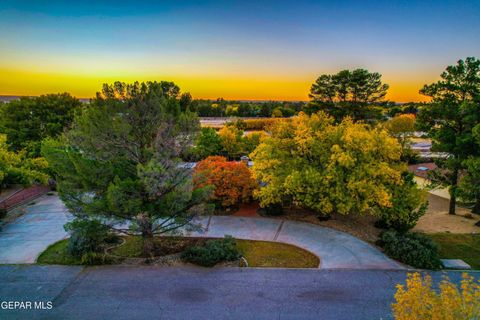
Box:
[408,162,452,199]
[408,163,437,180]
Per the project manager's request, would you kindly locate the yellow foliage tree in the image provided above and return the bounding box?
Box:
[384,114,416,151]
[392,272,480,320]
[250,112,403,215]
[218,125,245,159]
[243,131,268,154]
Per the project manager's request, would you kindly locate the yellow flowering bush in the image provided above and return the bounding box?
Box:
[392,272,480,320]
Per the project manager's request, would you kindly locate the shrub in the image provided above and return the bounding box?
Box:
[64,219,112,257]
[193,156,257,208]
[379,172,428,232]
[181,236,240,267]
[80,252,112,265]
[379,230,441,269]
[379,202,427,232]
[392,272,480,320]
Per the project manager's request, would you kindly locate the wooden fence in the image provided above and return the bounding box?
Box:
[0,185,51,211]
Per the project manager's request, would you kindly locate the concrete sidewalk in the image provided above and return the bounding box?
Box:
[0,195,71,264]
[183,216,403,270]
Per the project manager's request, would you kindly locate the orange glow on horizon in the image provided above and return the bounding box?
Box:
[0,68,431,102]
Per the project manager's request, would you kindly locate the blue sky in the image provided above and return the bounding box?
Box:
[1,0,479,101]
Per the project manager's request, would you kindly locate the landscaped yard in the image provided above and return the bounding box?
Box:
[109,236,208,258]
[37,239,82,265]
[236,239,319,268]
[37,237,319,268]
[426,233,480,269]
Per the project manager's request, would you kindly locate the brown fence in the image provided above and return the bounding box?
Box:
[0,185,51,211]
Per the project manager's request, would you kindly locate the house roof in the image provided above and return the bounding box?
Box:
[407,162,437,179]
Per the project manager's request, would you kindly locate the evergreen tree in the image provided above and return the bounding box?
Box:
[43,82,212,256]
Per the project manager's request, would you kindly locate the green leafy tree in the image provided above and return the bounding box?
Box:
[225,104,239,116]
[42,81,212,256]
[259,103,273,117]
[218,125,244,159]
[192,127,265,160]
[237,103,254,117]
[459,157,480,214]
[459,124,480,213]
[179,92,193,112]
[194,127,223,159]
[242,132,267,154]
[386,102,420,117]
[159,81,180,99]
[417,57,480,215]
[0,134,48,194]
[251,112,404,216]
[384,114,418,163]
[271,108,283,117]
[309,69,389,122]
[0,93,82,157]
[190,99,306,118]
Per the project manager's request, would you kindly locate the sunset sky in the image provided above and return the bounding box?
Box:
[1,0,479,102]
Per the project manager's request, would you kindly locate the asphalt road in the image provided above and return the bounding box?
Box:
[1,265,478,320]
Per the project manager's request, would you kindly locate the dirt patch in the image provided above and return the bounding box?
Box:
[264,193,480,243]
[276,208,381,244]
[232,202,260,217]
[414,194,480,234]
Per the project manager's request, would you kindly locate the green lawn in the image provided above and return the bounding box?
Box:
[109,236,143,258]
[36,239,82,265]
[37,237,320,268]
[427,233,480,269]
[236,239,319,268]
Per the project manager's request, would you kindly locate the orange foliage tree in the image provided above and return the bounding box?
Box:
[193,156,257,207]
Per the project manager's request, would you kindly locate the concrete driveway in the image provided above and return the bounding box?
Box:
[0,195,70,264]
[0,265,477,320]
[0,194,400,269]
[184,216,403,269]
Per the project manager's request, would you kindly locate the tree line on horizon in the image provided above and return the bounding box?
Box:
[1,71,423,121]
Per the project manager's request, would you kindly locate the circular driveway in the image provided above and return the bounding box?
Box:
[0,195,403,269]
[184,216,404,270]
